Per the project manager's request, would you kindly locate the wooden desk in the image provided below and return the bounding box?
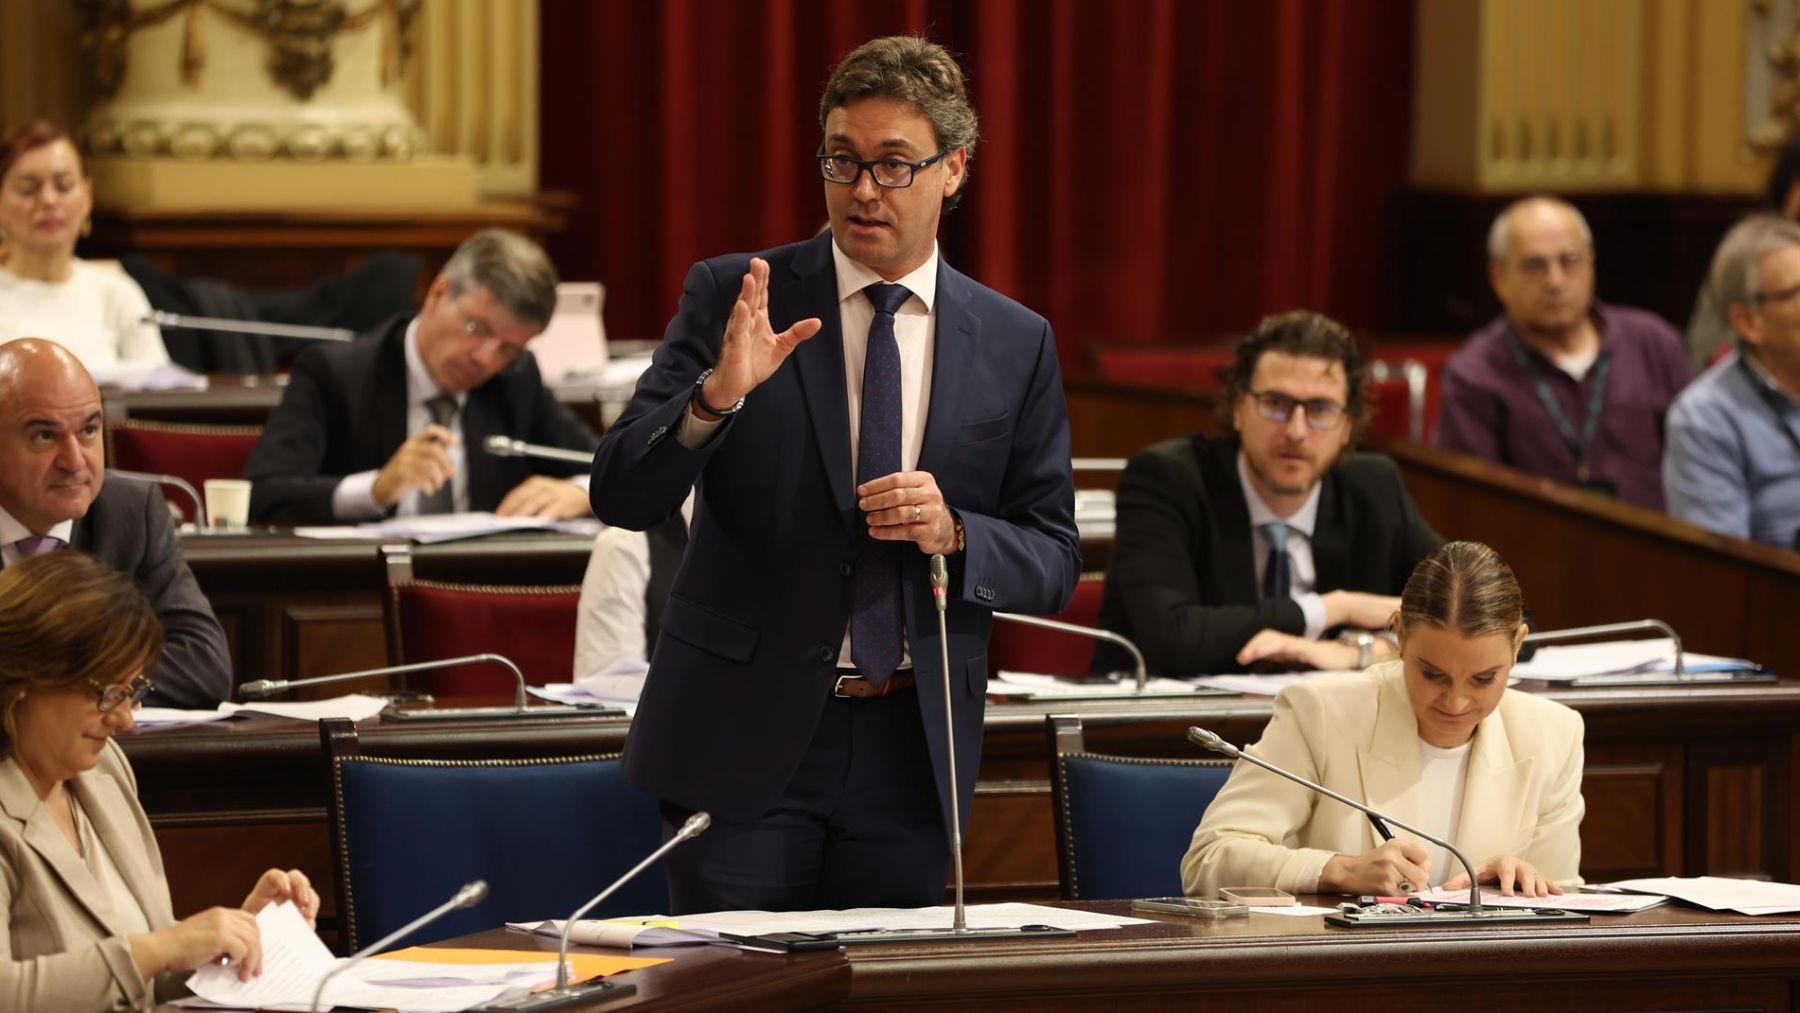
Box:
[123,680,1800,949]
[344,902,1800,1011]
[179,530,599,684]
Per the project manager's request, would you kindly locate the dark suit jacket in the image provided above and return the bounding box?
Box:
[243,316,600,524]
[590,233,1080,832]
[1095,434,1442,676]
[71,475,232,708]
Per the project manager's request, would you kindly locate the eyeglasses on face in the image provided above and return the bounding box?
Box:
[1247,390,1348,431]
[1512,249,1591,278]
[450,296,523,364]
[817,149,951,189]
[1752,282,1800,308]
[94,673,153,713]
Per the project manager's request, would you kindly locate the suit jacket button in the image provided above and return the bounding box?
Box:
[818,646,834,663]
[840,562,853,577]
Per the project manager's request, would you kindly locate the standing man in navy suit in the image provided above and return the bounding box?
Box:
[591,36,1079,912]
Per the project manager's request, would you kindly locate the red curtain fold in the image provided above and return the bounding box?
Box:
[540,0,1414,378]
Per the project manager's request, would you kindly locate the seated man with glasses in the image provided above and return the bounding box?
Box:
[1664,215,1800,547]
[1435,196,1690,511]
[1095,311,1442,676]
[245,229,599,524]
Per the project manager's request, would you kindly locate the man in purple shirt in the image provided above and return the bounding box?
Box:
[1435,196,1691,511]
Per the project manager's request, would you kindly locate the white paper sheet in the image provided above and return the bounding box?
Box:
[186,901,507,1012]
[506,919,717,948]
[1411,885,1666,913]
[989,672,1206,698]
[131,706,235,726]
[1249,904,1340,917]
[528,683,637,718]
[1595,875,1800,915]
[218,694,390,722]
[1512,639,1756,681]
[601,902,1154,936]
[291,512,557,544]
[1188,672,1347,696]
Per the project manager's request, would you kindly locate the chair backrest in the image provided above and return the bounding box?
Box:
[988,572,1107,677]
[324,724,665,952]
[384,579,582,694]
[1047,715,1234,900]
[106,419,264,523]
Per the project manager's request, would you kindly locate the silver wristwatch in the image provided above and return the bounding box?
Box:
[1339,631,1375,669]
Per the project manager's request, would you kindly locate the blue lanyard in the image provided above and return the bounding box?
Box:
[1505,328,1610,483]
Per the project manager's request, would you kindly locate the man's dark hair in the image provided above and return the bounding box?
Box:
[819,35,979,205]
[1216,310,1371,438]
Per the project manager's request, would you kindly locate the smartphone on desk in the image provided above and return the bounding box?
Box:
[1130,897,1248,919]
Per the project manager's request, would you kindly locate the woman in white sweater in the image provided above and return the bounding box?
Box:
[0,121,169,370]
[1182,540,1584,900]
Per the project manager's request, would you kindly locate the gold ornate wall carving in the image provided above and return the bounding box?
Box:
[1412,0,1766,193]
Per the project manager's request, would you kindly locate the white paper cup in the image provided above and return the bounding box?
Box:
[204,478,252,530]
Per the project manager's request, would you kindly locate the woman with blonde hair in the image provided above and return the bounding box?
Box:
[0,551,316,1011]
[0,120,170,369]
[1182,540,1584,900]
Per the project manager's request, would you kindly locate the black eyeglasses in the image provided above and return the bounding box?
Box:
[1247,390,1348,431]
[818,149,951,189]
[94,673,153,713]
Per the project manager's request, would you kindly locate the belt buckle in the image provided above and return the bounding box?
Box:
[833,673,856,698]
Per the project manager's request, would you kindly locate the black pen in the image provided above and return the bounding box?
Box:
[1367,812,1395,841]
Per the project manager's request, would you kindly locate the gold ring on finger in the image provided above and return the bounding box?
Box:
[914,504,923,523]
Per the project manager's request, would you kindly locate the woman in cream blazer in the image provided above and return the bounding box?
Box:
[0,552,317,1011]
[1182,541,1584,900]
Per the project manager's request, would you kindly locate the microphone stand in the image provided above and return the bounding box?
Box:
[991,611,1231,700]
[1522,619,1772,687]
[310,880,488,1013]
[239,654,616,720]
[108,468,204,529]
[477,813,711,1012]
[146,311,356,342]
[822,555,1072,946]
[1187,727,1587,928]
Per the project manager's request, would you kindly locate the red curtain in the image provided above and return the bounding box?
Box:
[540,0,1414,378]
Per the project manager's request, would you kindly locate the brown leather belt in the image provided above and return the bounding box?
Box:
[832,670,916,699]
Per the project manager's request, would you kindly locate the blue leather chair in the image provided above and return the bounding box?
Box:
[1047,715,1234,900]
[322,719,666,953]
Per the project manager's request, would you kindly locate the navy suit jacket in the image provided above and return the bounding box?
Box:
[590,233,1080,831]
[244,316,598,524]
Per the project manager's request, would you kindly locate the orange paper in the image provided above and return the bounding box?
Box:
[372,945,669,984]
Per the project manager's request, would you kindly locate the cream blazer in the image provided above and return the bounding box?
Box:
[1182,661,1585,898]
[0,738,178,1012]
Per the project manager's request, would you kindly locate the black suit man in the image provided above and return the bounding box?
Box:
[590,38,1079,913]
[244,230,598,525]
[1097,313,1442,676]
[0,339,230,707]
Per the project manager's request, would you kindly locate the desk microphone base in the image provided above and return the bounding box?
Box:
[380,704,621,722]
[1326,908,1589,929]
[1567,670,1776,688]
[474,979,635,1012]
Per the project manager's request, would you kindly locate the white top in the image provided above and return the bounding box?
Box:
[1416,737,1473,885]
[679,240,941,671]
[576,492,696,678]
[1236,453,1328,639]
[0,260,169,369]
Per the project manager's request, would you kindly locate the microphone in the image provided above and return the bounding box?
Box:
[498,812,710,1011]
[1186,726,1483,916]
[309,879,487,1013]
[145,311,355,342]
[930,553,966,933]
[238,654,610,720]
[108,468,203,527]
[483,435,596,466]
[992,610,1152,695]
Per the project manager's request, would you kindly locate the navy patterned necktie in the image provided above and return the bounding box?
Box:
[1262,522,1291,600]
[421,394,459,515]
[850,283,913,684]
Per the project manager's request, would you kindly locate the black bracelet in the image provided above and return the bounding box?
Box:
[693,368,746,417]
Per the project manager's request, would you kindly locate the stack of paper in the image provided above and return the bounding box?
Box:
[219,694,392,722]
[1592,876,1800,915]
[1411,885,1666,913]
[1512,639,1758,682]
[988,672,1207,698]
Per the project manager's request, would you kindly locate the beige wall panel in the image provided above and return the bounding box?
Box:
[1412,0,1484,186]
[1694,0,1764,191]
[410,0,538,197]
[0,1,89,137]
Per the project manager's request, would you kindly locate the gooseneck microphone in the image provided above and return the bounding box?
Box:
[309,879,488,1013]
[930,553,967,933]
[240,654,529,710]
[493,812,710,1011]
[145,311,355,342]
[483,435,597,466]
[991,610,1150,693]
[109,468,204,526]
[1186,726,1483,916]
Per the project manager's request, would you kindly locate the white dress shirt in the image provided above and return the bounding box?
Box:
[1236,454,1328,639]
